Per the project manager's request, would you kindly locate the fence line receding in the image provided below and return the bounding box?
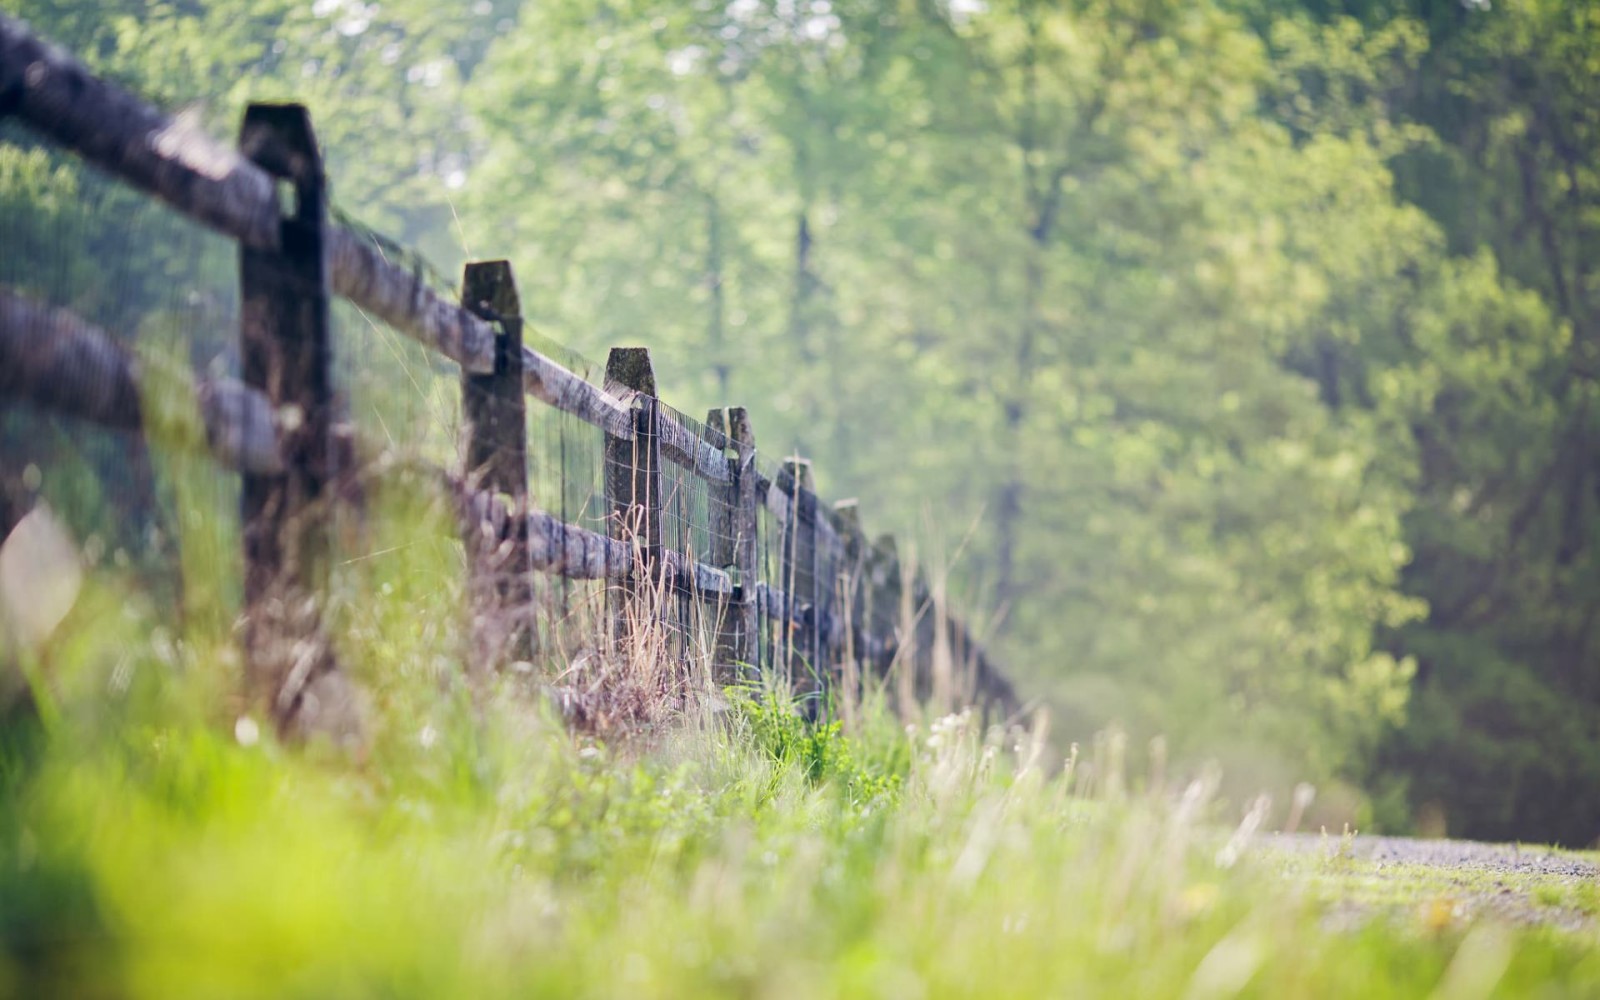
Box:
[0,13,1020,738]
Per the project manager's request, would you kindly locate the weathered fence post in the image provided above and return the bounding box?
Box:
[237,103,346,738]
[703,406,761,685]
[461,259,533,666]
[239,103,332,600]
[780,456,820,711]
[908,561,936,708]
[727,407,761,679]
[705,408,737,684]
[604,348,661,646]
[865,533,914,721]
[820,509,855,690]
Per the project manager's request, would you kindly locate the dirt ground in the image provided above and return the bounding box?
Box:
[1263,833,1600,932]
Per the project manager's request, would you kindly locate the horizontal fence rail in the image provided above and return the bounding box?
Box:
[0,288,283,474]
[0,11,1022,736]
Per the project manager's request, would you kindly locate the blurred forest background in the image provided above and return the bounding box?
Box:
[3,0,1598,844]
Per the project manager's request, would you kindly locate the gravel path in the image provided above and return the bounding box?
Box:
[1266,832,1599,876]
[1262,833,1600,931]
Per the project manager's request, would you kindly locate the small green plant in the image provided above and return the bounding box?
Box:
[734,688,903,805]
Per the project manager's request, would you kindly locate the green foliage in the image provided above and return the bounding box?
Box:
[1314,0,1600,844]
[736,689,905,804]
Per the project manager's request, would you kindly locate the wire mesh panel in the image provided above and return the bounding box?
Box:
[323,247,468,711]
[0,63,1017,727]
[0,120,242,622]
[0,112,932,723]
[523,329,607,667]
[778,463,848,714]
[652,399,733,681]
[331,224,463,473]
[748,452,789,692]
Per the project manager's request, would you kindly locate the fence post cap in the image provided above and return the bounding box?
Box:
[725,407,755,448]
[238,102,322,185]
[781,455,814,492]
[704,407,729,447]
[462,260,520,321]
[605,347,655,396]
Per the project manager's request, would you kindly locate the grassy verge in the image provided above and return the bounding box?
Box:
[3,494,1599,997]
[4,670,1599,996]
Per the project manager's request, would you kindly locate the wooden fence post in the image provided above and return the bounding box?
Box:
[461,259,532,666]
[604,348,661,645]
[780,456,820,711]
[816,508,851,695]
[908,562,936,708]
[727,407,760,680]
[704,406,761,685]
[237,102,343,736]
[705,407,736,685]
[866,533,913,722]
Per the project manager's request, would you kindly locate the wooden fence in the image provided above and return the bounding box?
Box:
[0,14,1018,735]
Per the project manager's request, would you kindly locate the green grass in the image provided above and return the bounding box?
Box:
[4,479,1600,997]
[6,647,1600,997]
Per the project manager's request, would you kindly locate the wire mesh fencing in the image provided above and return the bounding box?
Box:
[0,14,1021,736]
